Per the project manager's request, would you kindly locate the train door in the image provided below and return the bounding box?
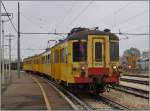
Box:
[92,39,105,67]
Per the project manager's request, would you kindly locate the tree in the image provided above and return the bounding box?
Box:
[123,47,141,57]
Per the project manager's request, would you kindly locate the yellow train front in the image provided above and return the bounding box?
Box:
[23,27,120,93]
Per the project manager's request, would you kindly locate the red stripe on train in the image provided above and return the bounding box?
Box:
[88,67,109,76]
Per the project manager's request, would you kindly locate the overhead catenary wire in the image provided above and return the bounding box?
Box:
[20,31,149,36]
[65,0,94,30]
[20,32,68,35]
[22,12,48,24]
[21,13,45,30]
[1,2,18,33]
[122,25,149,32]
[55,1,76,30]
[114,1,134,15]
[114,32,149,36]
[12,48,45,50]
[112,9,149,29]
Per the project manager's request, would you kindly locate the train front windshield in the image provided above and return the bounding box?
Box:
[73,42,87,62]
[110,41,119,61]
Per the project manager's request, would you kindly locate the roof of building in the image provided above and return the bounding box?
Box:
[138,57,149,62]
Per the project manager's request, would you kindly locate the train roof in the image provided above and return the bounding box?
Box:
[66,28,119,41]
[49,28,119,49]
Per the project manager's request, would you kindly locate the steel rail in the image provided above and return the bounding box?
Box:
[93,94,130,110]
[120,78,149,85]
[29,73,77,110]
[44,76,130,110]
[110,85,149,99]
[123,74,149,78]
[40,76,94,110]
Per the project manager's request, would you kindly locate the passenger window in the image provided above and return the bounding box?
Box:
[47,54,50,63]
[95,42,102,62]
[45,56,47,64]
[60,48,67,63]
[45,56,46,64]
[42,57,45,64]
[54,50,59,63]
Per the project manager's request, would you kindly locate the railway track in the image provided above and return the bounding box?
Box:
[110,84,149,99]
[39,74,132,110]
[41,76,94,110]
[95,94,130,110]
[120,78,149,85]
[123,74,149,78]
[77,93,131,110]
[30,73,144,110]
[40,75,132,110]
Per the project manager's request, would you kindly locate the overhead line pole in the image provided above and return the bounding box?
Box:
[17,2,21,78]
[8,36,11,79]
[0,2,1,108]
[2,20,4,84]
[5,34,15,81]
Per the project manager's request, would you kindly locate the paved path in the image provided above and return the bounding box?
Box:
[1,70,73,110]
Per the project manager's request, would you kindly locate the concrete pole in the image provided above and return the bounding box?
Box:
[0,1,1,75]
[0,1,1,107]
[8,34,11,80]
[5,47,7,76]
[2,20,4,84]
[17,2,21,78]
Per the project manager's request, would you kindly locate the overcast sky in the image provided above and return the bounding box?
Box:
[1,1,149,60]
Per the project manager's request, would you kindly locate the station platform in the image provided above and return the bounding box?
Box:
[1,70,74,110]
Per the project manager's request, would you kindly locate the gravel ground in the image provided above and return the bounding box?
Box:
[102,89,149,110]
[81,96,111,109]
[122,72,149,77]
[119,81,149,91]
[121,76,149,81]
[76,93,111,109]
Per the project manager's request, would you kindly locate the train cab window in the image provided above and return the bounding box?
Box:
[95,42,102,62]
[73,42,87,62]
[110,41,119,61]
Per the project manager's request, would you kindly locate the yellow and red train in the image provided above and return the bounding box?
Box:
[23,27,120,93]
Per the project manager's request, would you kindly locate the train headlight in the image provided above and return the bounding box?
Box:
[112,65,117,69]
[81,66,85,70]
[128,65,131,69]
[81,66,86,76]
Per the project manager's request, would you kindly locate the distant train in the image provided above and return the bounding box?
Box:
[11,62,23,70]
[23,27,121,93]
